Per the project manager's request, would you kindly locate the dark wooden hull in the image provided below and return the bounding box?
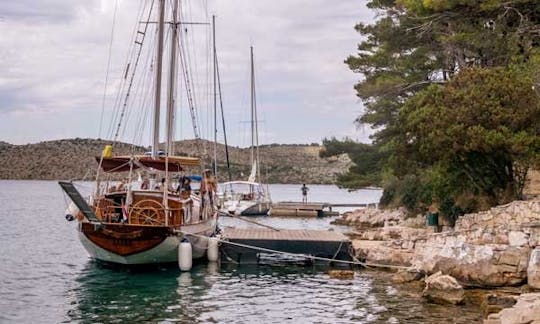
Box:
[80,222,171,257]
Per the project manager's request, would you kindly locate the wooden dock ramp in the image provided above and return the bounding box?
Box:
[269,202,335,217]
[269,201,377,217]
[219,228,352,265]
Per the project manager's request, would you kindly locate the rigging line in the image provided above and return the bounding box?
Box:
[177,26,200,139]
[130,31,156,146]
[123,19,169,143]
[124,36,153,145]
[180,2,202,138]
[112,1,155,144]
[98,0,119,139]
[183,30,201,137]
[106,0,149,141]
[107,1,153,145]
[215,42,232,182]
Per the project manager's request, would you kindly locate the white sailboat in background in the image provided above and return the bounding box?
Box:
[59,0,218,266]
[220,46,271,216]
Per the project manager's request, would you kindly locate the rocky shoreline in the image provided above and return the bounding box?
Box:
[336,200,540,323]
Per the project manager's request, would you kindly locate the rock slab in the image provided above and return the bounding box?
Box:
[528,247,540,289]
[422,271,464,305]
[485,293,540,324]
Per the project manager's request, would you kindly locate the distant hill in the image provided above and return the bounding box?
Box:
[0,141,12,150]
[0,138,351,184]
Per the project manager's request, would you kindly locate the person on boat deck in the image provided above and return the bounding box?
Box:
[200,169,217,207]
[116,179,126,192]
[141,178,150,190]
[177,177,193,221]
[177,177,192,199]
[155,177,166,191]
[301,184,309,203]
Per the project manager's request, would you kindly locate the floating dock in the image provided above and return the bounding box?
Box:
[219,228,353,266]
[268,201,377,217]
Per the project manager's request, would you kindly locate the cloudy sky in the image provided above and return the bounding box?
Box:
[0,0,373,147]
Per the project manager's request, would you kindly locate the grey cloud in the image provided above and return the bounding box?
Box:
[0,0,95,22]
[0,0,372,145]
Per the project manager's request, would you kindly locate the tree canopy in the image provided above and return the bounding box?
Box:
[325,0,540,217]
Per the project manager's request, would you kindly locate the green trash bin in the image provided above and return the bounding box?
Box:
[427,212,439,226]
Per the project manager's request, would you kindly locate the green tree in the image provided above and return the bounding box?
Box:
[395,66,540,204]
[320,138,385,188]
[324,0,540,216]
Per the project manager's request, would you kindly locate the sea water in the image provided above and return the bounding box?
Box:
[0,180,482,323]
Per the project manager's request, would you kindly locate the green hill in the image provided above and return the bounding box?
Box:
[0,138,351,184]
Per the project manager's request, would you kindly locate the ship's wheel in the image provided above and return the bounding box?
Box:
[129,199,166,226]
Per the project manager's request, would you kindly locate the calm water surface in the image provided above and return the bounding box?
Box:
[0,180,482,323]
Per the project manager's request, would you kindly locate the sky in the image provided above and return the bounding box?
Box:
[0,0,374,148]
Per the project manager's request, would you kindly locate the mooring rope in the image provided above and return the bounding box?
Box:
[218,211,280,231]
[179,230,414,271]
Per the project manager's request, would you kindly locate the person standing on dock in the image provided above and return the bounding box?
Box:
[301,184,309,203]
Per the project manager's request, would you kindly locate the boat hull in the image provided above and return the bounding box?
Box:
[240,202,271,216]
[222,200,270,216]
[78,218,217,265]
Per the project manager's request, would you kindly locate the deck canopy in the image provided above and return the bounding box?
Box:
[96,155,200,173]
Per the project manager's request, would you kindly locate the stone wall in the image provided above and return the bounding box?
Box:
[412,200,540,287]
[343,200,540,288]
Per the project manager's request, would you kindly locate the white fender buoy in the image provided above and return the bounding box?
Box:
[207,237,219,262]
[178,240,192,271]
[65,202,79,221]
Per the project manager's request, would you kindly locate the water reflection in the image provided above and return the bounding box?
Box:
[67,261,483,324]
[68,261,216,323]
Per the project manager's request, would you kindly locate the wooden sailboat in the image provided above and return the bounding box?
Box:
[220,47,272,216]
[59,0,217,265]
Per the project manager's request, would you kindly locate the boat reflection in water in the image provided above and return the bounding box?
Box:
[67,261,218,323]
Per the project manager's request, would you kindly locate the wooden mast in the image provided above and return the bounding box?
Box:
[250,46,260,183]
[213,15,218,178]
[166,0,178,157]
[152,0,165,158]
[250,46,255,171]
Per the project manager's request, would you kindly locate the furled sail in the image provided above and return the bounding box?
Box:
[247,160,257,182]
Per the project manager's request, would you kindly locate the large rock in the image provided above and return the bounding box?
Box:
[528,247,540,289]
[422,271,464,305]
[485,293,540,324]
[353,240,414,267]
[334,208,407,228]
[392,268,423,283]
[413,236,530,287]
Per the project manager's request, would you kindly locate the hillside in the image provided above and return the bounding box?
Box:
[0,138,351,184]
